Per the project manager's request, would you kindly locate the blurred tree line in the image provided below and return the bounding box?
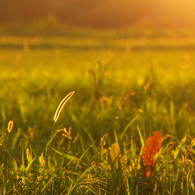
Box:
[0,0,194,29]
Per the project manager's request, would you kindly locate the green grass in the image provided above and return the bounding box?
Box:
[1,30,195,194]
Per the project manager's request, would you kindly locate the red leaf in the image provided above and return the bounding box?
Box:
[142,131,162,177]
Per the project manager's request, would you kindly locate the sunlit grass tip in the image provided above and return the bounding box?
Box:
[7,120,14,133]
[53,91,75,122]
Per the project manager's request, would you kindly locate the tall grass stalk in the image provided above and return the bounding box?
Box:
[2,120,14,164]
[45,91,75,160]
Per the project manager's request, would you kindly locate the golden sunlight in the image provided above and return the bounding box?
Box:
[1,0,195,29]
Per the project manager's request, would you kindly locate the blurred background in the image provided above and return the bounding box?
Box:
[1,0,195,31]
[1,0,195,150]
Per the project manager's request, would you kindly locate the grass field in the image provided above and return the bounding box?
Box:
[1,29,195,194]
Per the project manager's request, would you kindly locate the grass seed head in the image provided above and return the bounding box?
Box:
[7,120,14,133]
[54,91,75,122]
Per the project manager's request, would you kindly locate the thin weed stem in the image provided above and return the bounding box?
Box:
[45,122,56,160]
[45,91,75,163]
[2,120,14,165]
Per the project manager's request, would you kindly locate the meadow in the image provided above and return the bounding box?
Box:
[1,29,195,194]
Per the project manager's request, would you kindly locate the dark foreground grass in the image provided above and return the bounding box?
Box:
[1,32,195,194]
